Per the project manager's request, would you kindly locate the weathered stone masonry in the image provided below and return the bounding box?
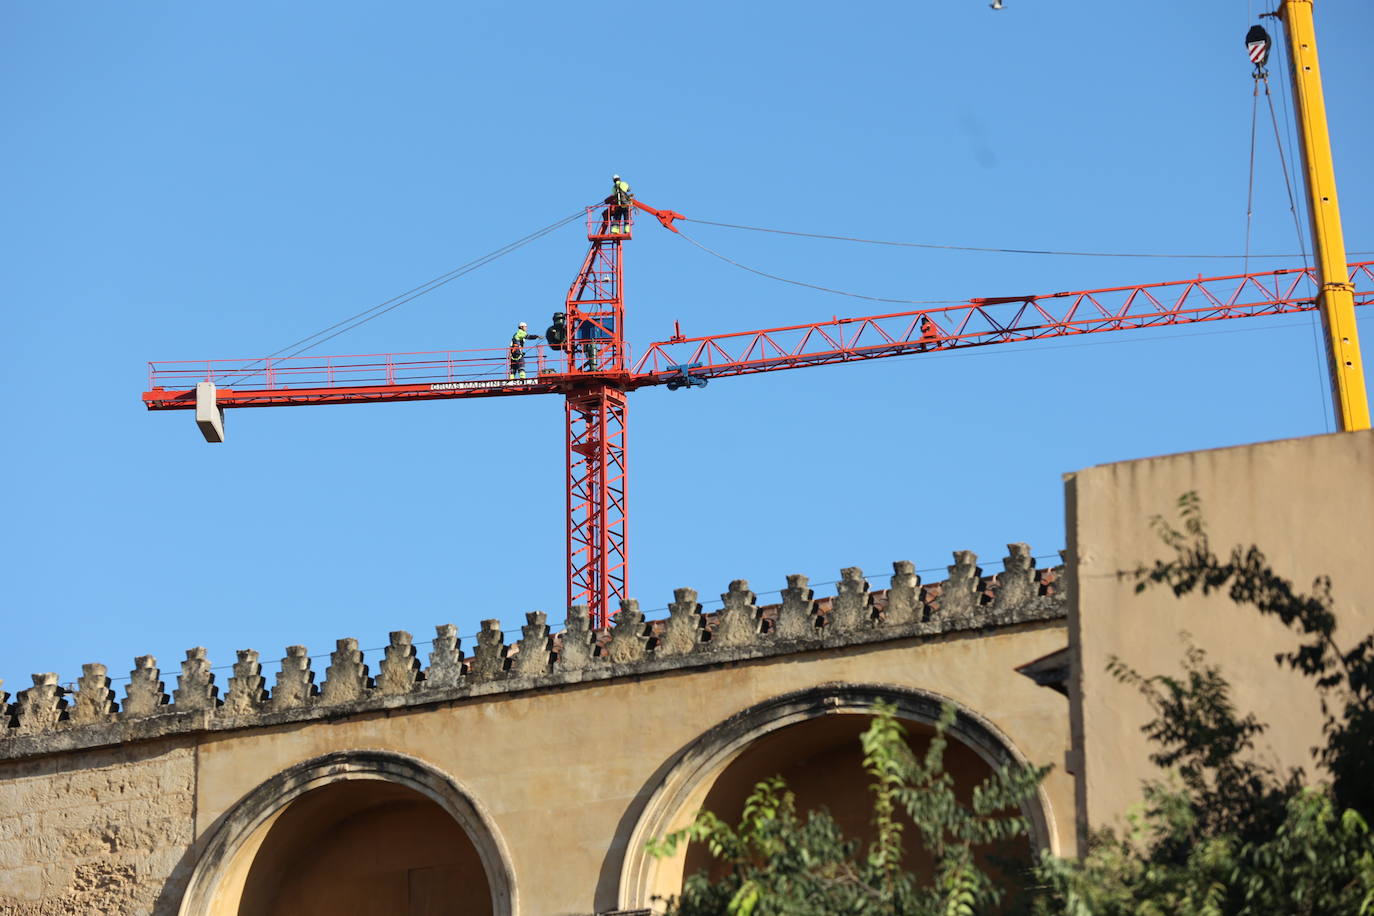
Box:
[1,548,1065,754]
[0,546,1068,915]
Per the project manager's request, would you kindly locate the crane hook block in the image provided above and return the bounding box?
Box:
[1246,24,1271,70]
[196,382,225,443]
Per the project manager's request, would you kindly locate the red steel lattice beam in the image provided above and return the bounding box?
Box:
[631,262,1374,384]
[144,262,1374,411]
[566,385,628,628]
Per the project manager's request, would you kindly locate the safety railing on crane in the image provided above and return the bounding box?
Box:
[586,203,634,241]
[147,345,577,393]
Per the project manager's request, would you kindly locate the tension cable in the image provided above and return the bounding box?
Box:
[676,230,962,306]
[219,208,586,388]
[682,216,1368,260]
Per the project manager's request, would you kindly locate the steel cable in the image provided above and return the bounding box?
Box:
[681,216,1370,260]
[676,230,962,306]
[1264,85,1310,268]
[217,208,586,387]
[1267,23,1331,430]
[1245,76,1261,275]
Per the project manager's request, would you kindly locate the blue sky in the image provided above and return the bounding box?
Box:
[4,1,1372,694]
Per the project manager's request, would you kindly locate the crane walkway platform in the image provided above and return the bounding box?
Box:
[142,346,597,409]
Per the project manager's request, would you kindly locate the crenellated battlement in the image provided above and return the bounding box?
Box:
[0,546,1066,760]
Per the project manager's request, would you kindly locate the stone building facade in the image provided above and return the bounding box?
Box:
[2,430,1370,914]
[1,554,1072,914]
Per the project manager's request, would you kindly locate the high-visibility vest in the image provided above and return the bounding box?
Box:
[614,181,632,206]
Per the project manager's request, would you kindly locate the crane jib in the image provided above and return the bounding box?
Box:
[144,261,1374,410]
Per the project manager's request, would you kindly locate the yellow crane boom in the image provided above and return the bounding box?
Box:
[1277,0,1370,430]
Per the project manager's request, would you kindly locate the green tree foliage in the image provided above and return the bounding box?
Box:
[1035,493,1374,915]
[646,704,1047,916]
[1136,491,1374,820]
[1036,644,1374,915]
[1105,644,1298,849]
[648,494,1374,914]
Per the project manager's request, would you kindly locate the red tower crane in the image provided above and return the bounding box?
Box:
[142,199,1374,627]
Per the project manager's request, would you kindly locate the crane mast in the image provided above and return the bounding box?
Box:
[563,207,632,626]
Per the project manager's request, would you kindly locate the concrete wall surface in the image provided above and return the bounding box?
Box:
[1066,429,1374,843]
[0,557,1073,915]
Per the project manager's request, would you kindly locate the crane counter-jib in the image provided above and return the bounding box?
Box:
[141,341,640,409]
[140,377,581,410]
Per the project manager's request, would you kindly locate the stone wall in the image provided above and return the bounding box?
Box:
[0,548,1069,915]
[1,549,1065,760]
[0,741,195,915]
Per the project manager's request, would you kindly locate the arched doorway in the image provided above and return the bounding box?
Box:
[620,685,1055,909]
[681,712,1032,896]
[179,751,514,916]
[238,779,490,914]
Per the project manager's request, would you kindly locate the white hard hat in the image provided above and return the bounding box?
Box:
[519,322,527,328]
[612,174,620,181]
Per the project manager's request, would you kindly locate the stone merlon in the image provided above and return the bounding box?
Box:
[0,548,1066,760]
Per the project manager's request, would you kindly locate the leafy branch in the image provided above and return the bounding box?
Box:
[1132,491,1374,820]
[648,703,1046,915]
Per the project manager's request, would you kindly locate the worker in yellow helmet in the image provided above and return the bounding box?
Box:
[508,321,541,379]
[605,174,633,234]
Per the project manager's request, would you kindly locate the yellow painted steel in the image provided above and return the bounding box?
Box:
[1278,0,1370,430]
